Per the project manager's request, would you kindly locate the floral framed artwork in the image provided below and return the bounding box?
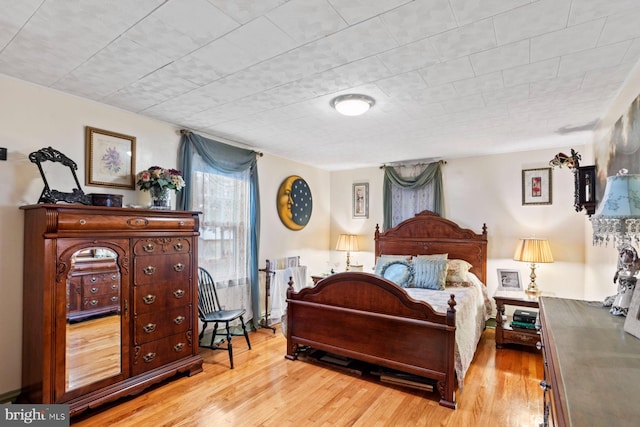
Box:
[522,167,552,205]
[85,126,136,189]
[353,182,369,218]
[497,269,522,291]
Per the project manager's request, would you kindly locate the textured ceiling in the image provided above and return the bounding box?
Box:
[2,0,640,170]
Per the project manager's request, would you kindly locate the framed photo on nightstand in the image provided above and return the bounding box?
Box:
[497,269,522,291]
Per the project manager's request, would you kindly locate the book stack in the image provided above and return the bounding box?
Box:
[510,309,538,330]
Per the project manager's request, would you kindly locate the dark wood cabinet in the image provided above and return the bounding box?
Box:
[19,204,203,417]
[539,297,640,427]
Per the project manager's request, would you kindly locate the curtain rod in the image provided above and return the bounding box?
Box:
[380,159,446,169]
[179,129,263,157]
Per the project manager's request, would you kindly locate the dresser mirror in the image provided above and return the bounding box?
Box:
[62,245,126,394]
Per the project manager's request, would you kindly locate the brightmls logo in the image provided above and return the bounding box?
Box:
[2,405,69,426]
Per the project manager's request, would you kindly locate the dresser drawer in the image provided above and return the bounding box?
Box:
[133,282,191,314]
[132,332,193,375]
[82,294,119,310]
[82,275,120,294]
[133,238,191,256]
[56,212,197,232]
[133,253,190,286]
[134,305,192,345]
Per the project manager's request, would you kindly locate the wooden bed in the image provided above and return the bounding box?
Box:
[285,211,487,409]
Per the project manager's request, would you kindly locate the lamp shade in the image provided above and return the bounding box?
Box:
[513,238,554,263]
[594,174,640,217]
[591,173,640,246]
[336,234,359,252]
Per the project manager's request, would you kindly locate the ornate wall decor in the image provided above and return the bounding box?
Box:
[276,175,312,230]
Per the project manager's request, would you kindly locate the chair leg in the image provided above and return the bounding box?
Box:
[240,316,251,349]
[199,322,208,341]
[225,321,234,369]
[211,322,219,348]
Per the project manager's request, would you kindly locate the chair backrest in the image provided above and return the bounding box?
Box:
[198,267,222,318]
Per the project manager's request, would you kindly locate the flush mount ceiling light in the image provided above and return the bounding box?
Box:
[331,94,375,116]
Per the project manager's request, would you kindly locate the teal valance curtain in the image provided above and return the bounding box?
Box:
[177,131,261,328]
[382,162,444,230]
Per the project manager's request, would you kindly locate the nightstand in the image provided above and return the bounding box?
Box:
[494,291,541,349]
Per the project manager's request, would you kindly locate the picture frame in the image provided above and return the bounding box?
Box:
[522,167,552,205]
[353,182,369,218]
[85,126,136,189]
[497,269,522,291]
[623,286,640,340]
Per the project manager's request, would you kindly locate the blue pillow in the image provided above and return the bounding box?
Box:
[377,260,414,288]
[412,258,448,290]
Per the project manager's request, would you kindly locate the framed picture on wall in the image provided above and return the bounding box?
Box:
[353,182,369,218]
[522,167,552,205]
[85,126,136,189]
[497,269,522,291]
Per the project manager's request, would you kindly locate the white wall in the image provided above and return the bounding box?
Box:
[330,147,596,302]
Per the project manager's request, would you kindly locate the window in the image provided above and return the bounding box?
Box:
[192,165,252,320]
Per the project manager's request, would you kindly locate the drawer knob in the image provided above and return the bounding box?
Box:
[79,219,86,225]
[90,277,97,283]
[540,380,551,391]
[173,289,185,298]
[111,275,118,281]
[89,300,98,306]
[143,266,156,275]
[173,315,185,325]
[142,294,156,304]
[111,284,118,290]
[90,287,98,294]
[536,341,544,350]
[173,263,185,272]
[143,243,155,253]
[174,242,183,251]
[174,342,185,352]
[143,352,156,363]
[143,323,157,333]
[110,296,118,302]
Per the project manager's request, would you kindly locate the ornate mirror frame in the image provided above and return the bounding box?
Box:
[29,146,92,205]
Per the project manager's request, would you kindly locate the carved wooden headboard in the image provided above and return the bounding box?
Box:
[374,210,488,284]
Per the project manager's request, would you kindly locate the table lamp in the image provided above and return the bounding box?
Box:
[513,237,554,293]
[336,234,359,271]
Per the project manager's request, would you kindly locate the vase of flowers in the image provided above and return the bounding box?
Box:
[136,166,185,210]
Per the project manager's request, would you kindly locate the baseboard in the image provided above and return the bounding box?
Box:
[0,389,21,404]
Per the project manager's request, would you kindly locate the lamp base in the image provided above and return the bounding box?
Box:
[526,282,540,294]
[526,263,540,293]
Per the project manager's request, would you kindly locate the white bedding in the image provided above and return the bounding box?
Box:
[404,273,491,389]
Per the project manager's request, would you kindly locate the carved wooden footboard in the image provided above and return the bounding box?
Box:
[285,272,458,408]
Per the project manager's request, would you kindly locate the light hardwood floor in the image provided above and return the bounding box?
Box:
[72,326,544,426]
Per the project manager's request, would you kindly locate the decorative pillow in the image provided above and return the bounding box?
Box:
[416,253,448,260]
[446,259,473,285]
[377,260,414,288]
[374,255,412,276]
[412,257,448,290]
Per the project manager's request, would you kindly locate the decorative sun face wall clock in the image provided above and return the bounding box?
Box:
[277,175,312,230]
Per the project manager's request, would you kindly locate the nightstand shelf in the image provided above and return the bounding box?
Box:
[494,291,542,349]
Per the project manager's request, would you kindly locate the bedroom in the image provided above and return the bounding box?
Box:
[2,1,640,425]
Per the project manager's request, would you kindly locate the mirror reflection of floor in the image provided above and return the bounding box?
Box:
[66,314,121,390]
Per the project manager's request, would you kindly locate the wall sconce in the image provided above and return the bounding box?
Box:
[336,234,360,271]
[513,238,554,293]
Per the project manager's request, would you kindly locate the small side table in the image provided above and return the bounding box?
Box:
[494,291,541,349]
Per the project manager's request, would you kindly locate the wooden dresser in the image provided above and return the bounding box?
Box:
[19,204,203,416]
[538,297,640,427]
